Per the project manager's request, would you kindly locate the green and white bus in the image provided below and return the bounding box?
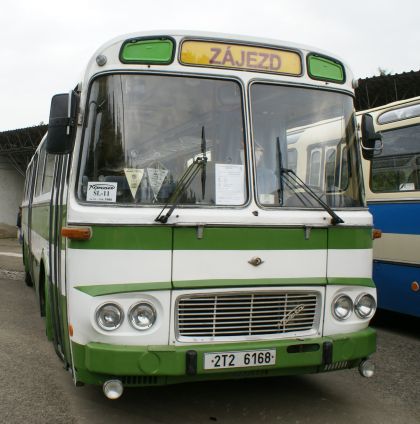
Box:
[22,31,377,399]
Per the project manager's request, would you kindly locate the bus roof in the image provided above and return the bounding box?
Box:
[93,30,348,63]
[80,30,355,92]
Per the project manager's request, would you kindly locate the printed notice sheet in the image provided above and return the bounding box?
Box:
[86,182,117,203]
[215,164,245,205]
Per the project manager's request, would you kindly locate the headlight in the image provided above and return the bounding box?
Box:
[355,294,376,319]
[96,303,124,331]
[332,295,353,320]
[129,302,156,330]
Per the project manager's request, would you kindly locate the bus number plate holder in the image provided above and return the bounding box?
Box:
[204,349,276,370]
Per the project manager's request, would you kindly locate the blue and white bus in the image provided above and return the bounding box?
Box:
[358,97,420,317]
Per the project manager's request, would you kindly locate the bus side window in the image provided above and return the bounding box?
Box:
[288,148,297,174]
[23,166,30,202]
[325,147,337,191]
[308,148,322,188]
[41,154,55,194]
[34,149,46,198]
[415,155,420,190]
[339,145,349,190]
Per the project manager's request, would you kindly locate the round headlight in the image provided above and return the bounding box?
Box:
[129,302,156,331]
[96,303,124,331]
[332,294,353,320]
[355,294,376,319]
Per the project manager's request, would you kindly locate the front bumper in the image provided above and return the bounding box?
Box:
[72,328,376,386]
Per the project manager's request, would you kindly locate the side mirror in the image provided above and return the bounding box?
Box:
[46,91,78,154]
[360,113,382,160]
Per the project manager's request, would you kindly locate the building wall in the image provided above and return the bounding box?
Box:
[0,157,24,227]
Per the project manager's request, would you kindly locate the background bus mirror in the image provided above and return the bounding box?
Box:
[361,113,383,160]
[46,92,77,154]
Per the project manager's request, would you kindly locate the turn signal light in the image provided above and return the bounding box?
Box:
[61,226,92,240]
[372,229,382,239]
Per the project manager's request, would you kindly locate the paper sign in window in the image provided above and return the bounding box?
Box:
[124,168,144,199]
[215,164,245,205]
[86,182,117,203]
[147,168,168,199]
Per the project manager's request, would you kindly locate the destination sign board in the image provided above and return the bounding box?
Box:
[180,40,302,75]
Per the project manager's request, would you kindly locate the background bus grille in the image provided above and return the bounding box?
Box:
[176,291,319,339]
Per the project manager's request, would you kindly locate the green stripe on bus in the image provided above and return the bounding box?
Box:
[75,281,172,296]
[74,277,373,296]
[327,277,375,288]
[69,226,172,250]
[173,278,327,289]
[328,227,372,249]
[49,224,372,251]
[173,227,327,250]
[75,279,324,296]
[69,225,329,250]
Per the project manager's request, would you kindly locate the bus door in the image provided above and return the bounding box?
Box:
[48,155,69,360]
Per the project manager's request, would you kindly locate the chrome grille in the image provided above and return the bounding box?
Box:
[176,291,320,339]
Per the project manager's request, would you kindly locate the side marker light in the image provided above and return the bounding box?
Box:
[372,229,382,240]
[61,227,92,240]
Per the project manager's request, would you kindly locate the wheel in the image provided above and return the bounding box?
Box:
[24,271,33,287]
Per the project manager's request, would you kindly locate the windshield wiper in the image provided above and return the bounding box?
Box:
[155,127,208,224]
[276,137,344,225]
[201,126,207,199]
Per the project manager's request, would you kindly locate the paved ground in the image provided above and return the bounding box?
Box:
[0,237,23,271]
[0,238,419,423]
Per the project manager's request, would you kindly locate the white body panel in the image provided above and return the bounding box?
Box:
[327,249,372,279]
[67,249,171,285]
[173,249,327,281]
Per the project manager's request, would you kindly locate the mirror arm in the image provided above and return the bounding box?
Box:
[361,138,383,152]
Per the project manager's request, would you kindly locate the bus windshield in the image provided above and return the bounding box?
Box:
[251,84,363,208]
[78,74,246,206]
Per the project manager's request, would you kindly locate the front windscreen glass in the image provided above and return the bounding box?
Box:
[250,84,363,208]
[77,74,246,206]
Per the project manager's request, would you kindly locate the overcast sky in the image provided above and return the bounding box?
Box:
[1,0,419,131]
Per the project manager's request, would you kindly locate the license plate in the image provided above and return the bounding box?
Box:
[204,349,276,370]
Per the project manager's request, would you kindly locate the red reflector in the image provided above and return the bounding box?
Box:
[61,226,91,240]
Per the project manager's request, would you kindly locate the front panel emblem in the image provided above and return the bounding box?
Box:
[248,257,264,266]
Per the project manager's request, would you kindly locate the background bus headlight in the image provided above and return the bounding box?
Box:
[332,295,353,320]
[129,302,156,330]
[96,303,124,331]
[355,294,376,319]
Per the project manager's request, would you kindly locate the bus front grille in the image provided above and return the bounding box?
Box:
[176,290,320,340]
